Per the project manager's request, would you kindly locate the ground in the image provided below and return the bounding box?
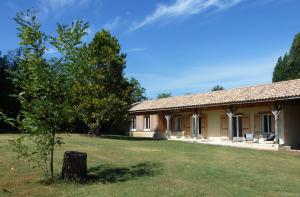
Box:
[1,134,300,197]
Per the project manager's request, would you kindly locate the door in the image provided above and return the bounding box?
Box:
[175,116,182,132]
[233,116,243,138]
[191,116,201,137]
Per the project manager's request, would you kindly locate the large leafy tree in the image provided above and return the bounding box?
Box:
[273,33,300,82]
[76,30,132,135]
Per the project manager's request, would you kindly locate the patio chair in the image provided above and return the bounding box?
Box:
[176,130,184,138]
[265,133,275,141]
[87,129,95,136]
[244,133,254,142]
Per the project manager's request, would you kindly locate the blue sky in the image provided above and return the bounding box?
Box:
[1,0,300,98]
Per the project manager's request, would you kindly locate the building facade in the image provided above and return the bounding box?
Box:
[129,79,300,149]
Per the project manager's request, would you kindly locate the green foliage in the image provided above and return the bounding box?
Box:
[273,33,300,82]
[1,9,147,180]
[8,10,76,179]
[129,78,147,103]
[157,92,172,99]
[211,85,225,91]
[72,30,134,134]
[0,51,20,129]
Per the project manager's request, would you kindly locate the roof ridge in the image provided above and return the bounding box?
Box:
[153,79,300,101]
[130,79,300,112]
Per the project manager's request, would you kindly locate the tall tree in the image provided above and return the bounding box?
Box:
[211,85,225,91]
[273,33,300,82]
[76,30,132,135]
[9,10,76,179]
[157,92,172,99]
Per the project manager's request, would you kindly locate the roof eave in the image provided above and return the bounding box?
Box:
[129,96,300,114]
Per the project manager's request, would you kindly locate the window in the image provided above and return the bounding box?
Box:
[233,116,243,137]
[144,116,150,131]
[192,116,201,136]
[263,114,272,133]
[175,116,182,132]
[131,117,136,131]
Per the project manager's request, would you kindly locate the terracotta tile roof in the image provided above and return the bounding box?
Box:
[130,79,300,112]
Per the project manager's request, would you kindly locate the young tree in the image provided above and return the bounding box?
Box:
[9,10,75,180]
[273,33,300,82]
[211,85,225,91]
[157,92,172,99]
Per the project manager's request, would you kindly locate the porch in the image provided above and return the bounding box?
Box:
[168,136,280,151]
[154,103,283,145]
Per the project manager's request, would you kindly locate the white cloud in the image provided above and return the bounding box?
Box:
[103,17,121,31]
[130,0,243,31]
[38,0,90,18]
[46,0,89,9]
[125,47,147,53]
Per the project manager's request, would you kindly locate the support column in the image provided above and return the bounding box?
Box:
[193,114,200,138]
[227,111,234,140]
[272,110,281,144]
[165,115,171,138]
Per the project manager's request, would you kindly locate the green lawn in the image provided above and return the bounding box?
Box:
[1,134,300,197]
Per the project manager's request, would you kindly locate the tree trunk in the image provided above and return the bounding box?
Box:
[61,151,87,182]
[50,146,54,179]
[95,118,101,136]
[50,130,55,180]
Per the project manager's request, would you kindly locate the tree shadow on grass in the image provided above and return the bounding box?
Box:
[86,162,162,184]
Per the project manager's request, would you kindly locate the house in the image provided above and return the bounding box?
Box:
[129,79,300,149]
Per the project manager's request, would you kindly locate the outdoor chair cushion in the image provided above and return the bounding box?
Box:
[245,133,254,141]
[265,133,275,141]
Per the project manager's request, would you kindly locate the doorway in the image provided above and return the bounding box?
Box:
[233,116,243,139]
[191,116,201,137]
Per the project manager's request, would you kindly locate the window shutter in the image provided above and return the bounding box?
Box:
[254,114,261,134]
[220,115,228,137]
[190,116,193,137]
[201,115,208,137]
[242,115,250,135]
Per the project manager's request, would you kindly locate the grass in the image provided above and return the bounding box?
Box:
[1,134,300,197]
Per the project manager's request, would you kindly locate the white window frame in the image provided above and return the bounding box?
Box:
[130,116,136,131]
[262,114,273,134]
[144,116,151,131]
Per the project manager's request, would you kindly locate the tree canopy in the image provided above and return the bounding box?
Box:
[273,33,300,82]
[1,9,147,180]
[157,92,172,99]
[0,51,20,130]
[211,85,225,91]
[129,78,147,103]
[76,30,133,135]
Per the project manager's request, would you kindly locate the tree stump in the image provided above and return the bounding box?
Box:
[61,151,87,182]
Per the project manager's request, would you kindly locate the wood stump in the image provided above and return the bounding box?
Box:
[61,151,87,181]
